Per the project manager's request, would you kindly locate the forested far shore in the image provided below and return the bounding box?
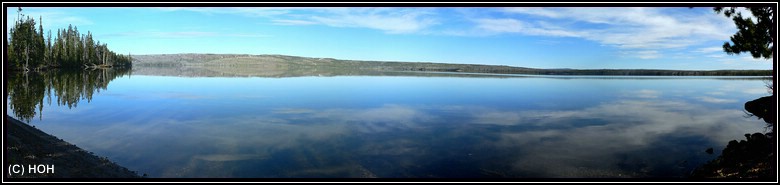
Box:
[132,53,773,76]
[6,8,132,71]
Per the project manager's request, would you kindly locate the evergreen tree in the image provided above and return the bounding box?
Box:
[7,7,131,70]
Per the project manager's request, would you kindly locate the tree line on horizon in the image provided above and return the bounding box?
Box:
[6,8,132,71]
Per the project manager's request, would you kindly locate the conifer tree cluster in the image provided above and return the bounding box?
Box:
[7,8,132,71]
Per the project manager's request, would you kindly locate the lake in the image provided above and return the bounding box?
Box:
[5,67,773,178]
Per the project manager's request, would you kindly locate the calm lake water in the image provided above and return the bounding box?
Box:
[5,67,773,178]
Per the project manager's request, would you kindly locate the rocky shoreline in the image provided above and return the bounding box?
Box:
[5,115,141,178]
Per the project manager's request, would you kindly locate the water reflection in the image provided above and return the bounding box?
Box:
[690,94,776,179]
[5,67,772,178]
[6,68,132,123]
[44,100,763,177]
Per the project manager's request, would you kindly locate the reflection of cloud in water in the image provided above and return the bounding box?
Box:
[483,100,761,177]
[716,82,771,96]
[64,115,349,177]
[492,100,754,143]
[273,108,315,114]
[349,104,423,124]
[102,93,142,100]
[742,87,771,95]
[303,104,434,132]
[231,94,270,99]
[696,96,738,103]
[473,111,522,125]
[631,89,661,99]
[156,92,213,100]
[50,98,765,177]
[194,154,269,162]
[108,92,215,100]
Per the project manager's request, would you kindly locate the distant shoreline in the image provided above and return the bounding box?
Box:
[5,115,141,178]
[130,53,773,76]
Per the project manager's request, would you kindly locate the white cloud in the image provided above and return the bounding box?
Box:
[475,7,737,59]
[271,19,318,25]
[634,50,661,59]
[474,18,523,33]
[295,8,439,34]
[715,55,773,70]
[474,18,580,37]
[102,31,270,39]
[740,55,771,61]
[502,7,564,18]
[161,7,439,34]
[6,8,93,34]
[695,46,725,53]
[155,7,300,17]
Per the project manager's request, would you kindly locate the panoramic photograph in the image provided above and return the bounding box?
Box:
[3,4,777,182]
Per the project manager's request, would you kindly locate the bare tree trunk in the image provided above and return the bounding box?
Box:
[770,5,776,179]
[24,46,29,71]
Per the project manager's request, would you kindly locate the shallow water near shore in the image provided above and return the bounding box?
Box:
[6,67,772,178]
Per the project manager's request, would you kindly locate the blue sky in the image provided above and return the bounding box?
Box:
[4,6,774,70]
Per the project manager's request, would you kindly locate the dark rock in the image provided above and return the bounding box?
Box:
[744,95,776,124]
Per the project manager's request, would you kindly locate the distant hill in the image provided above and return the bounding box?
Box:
[132,54,773,76]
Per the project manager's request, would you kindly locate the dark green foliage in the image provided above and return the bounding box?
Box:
[8,10,45,70]
[714,7,775,59]
[49,25,132,68]
[6,8,132,71]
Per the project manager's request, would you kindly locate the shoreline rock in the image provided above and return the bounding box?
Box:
[5,115,141,178]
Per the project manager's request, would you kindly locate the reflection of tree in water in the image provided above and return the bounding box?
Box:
[7,71,48,123]
[6,68,131,123]
[691,94,776,179]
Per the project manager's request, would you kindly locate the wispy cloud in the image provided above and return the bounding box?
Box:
[276,8,440,34]
[472,7,735,60]
[715,55,772,69]
[696,46,730,58]
[271,19,318,25]
[155,7,301,17]
[695,46,725,53]
[621,50,661,59]
[6,8,93,32]
[101,31,271,39]
[474,18,579,37]
[160,7,440,34]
